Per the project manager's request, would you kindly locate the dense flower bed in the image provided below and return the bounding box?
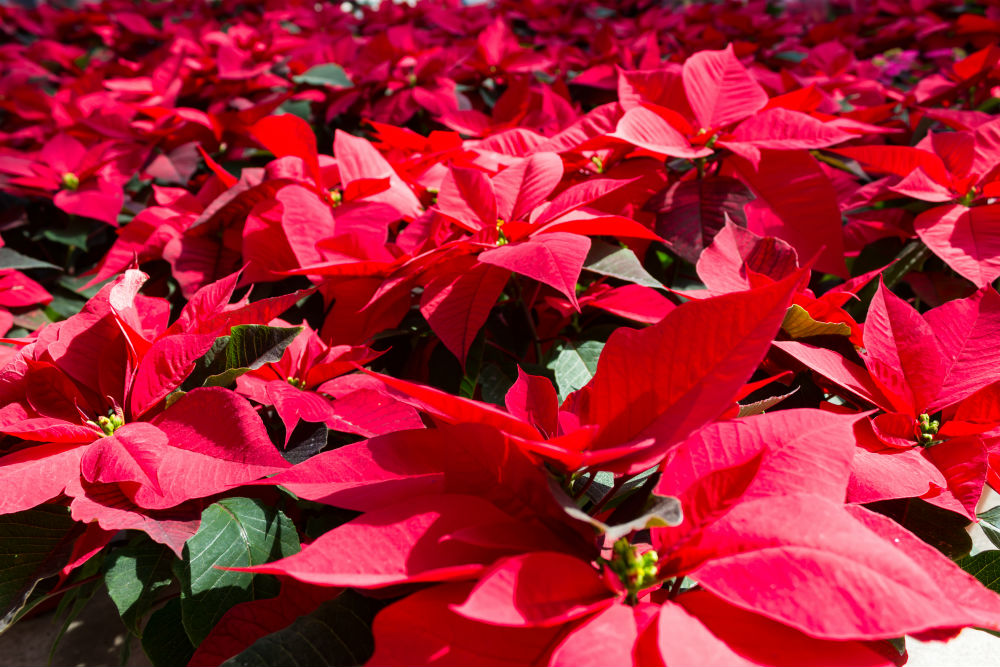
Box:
[3,0,1000,664]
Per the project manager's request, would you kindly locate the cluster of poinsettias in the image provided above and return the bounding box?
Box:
[4,0,1000,665]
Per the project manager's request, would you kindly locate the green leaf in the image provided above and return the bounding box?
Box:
[583,240,664,289]
[479,363,514,407]
[959,551,1000,593]
[459,330,485,399]
[58,274,112,300]
[0,247,59,271]
[42,218,92,250]
[293,64,353,88]
[183,325,301,390]
[48,554,105,664]
[179,497,300,646]
[104,535,176,636]
[866,498,972,560]
[0,505,79,634]
[43,287,87,321]
[548,478,681,541]
[142,598,195,667]
[278,99,313,121]
[978,507,1000,550]
[221,590,381,667]
[546,340,605,401]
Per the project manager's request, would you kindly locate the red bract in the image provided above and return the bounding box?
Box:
[0,270,290,553]
[370,269,803,473]
[235,318,423,441]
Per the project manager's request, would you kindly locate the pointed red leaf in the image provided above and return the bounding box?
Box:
[492,153,562,222]
[548,603,645,667]
[914,204,1000,288]
[264,423,554,519]
[660,592,897,667]
[479,233,589,308]
[129,388,289,509]
[451,552,613,627]
[324,388,425,437]
[370,583,561,667]
[436,167,497,233]
[696,220,797,294]
[572,269,803,454]
[65,477,200,557]
[232,494,520,587]
[733,150,847,277]
[0,443,84,515]
[682,45,769,130]
[166,270,240,335]
[129,333,218,417]
[831,145,950,183]
[847,434,944,505]
[692,495,1000,638]
[535,177,642,227]
[922,436,987,520]
[334,130,422,219]
[504,368,559,438]
[251,115,321,185]
[583,285,675,324]
[420,260,510,365]
[771,340,889,409]
[610,107,711,159]
[661,409,863,504]
[888,167,954,202]
[721,108,854,167]
[924,286,1000,408]
[862,282,944,414]
[363,372,543,440]
[80,422,168,493]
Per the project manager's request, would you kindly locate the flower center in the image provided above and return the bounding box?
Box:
[61,172,80,191]
[287,376,306,389]
[495,218,508,246]
[607,538,660,606]
[96,413,124,437]
[918,413,940,446]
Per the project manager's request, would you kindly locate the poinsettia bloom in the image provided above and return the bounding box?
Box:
[775,281,1000,519]
[0,133,128,226]
[832,122,1000,287]
[0,270,291,554]
[609,45,857,168]
[235,318,423,442]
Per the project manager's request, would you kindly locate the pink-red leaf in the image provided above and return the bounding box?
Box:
[420,260,510,365]
[504,368,559,438]
[692,495,1000,639]
[451,552,612,627]
[571,269,802,457]
[914,204,1000,288]
[682,45,769,130]
[479,233,589,309]
[231,494,519,587]
[862,282,944,414]
[492,153,563,222]
[610,107,711,159]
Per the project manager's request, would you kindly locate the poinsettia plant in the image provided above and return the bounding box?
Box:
[4,0,1000,665]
